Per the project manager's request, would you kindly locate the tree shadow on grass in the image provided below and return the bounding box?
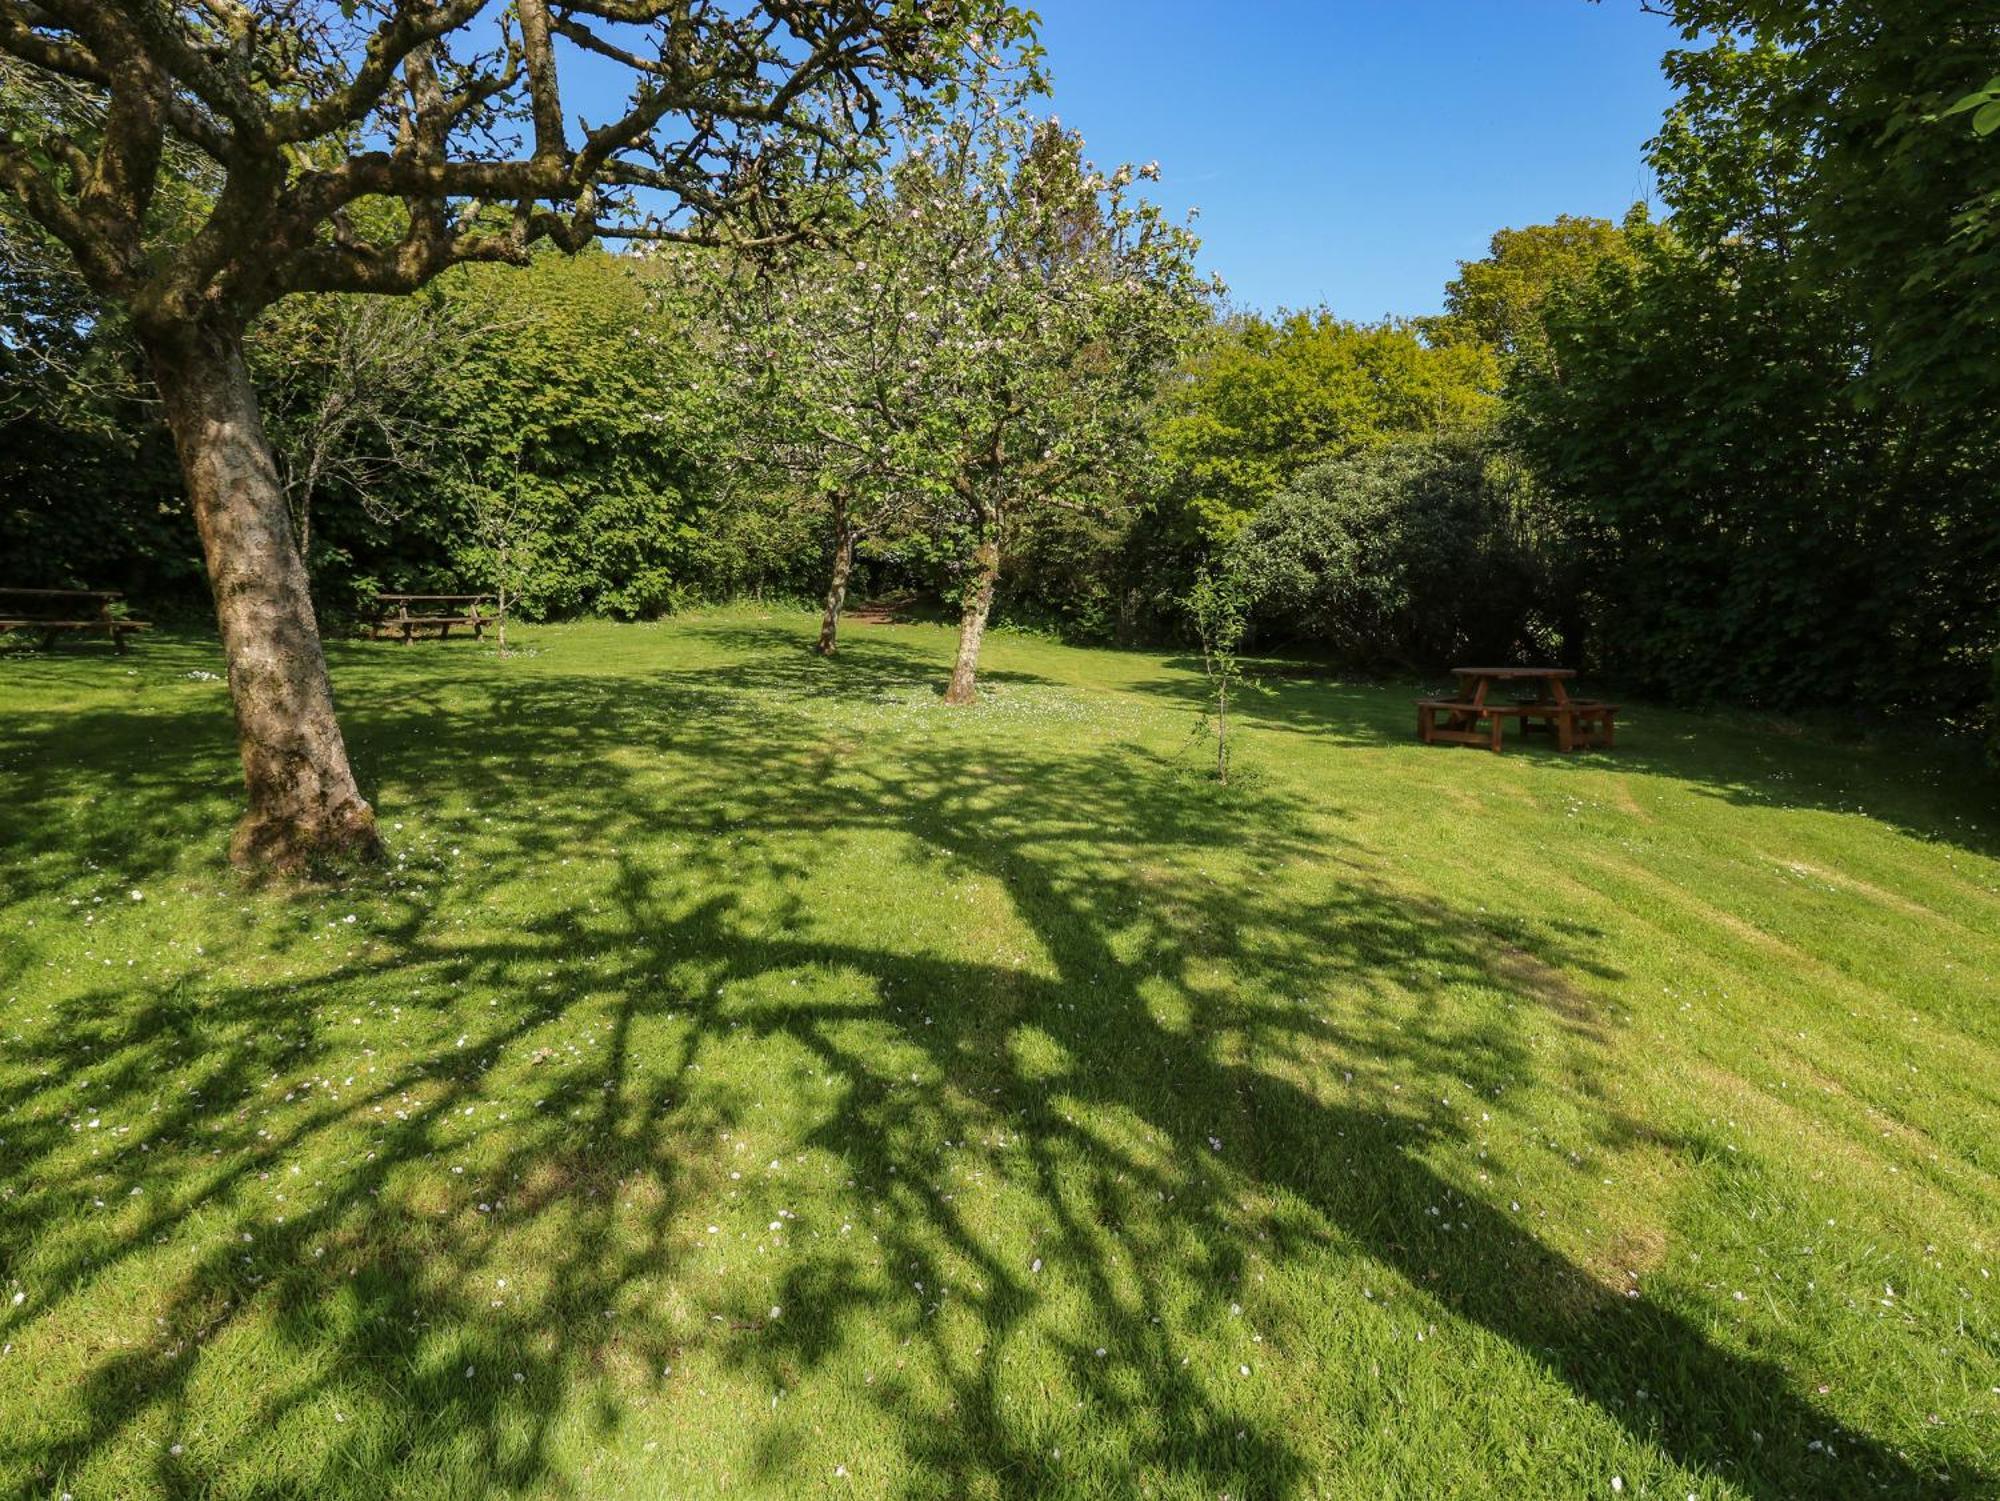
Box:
[669,617,1053,695]
[0,648,1978,1497]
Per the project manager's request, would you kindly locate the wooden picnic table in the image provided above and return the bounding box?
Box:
[367,593,495,644]
[0,588,151,652]
[1416,666,1617,753]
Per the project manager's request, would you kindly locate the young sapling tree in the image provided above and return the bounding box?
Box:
[463,449,534,657]
[1187,564,1250,785]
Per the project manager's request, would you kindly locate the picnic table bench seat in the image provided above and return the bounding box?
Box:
[366,594,495,643]
[0,588,151,652]
[1553,699,1618,749]
[1416,697,1512,751]
[1416,670,1619,753]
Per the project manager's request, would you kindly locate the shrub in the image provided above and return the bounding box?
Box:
[1227,434,1551,670]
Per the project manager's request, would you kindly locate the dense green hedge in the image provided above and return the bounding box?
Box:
[1510,230,2000,717]
[277,253,746,625]
[1227,435,1553,671]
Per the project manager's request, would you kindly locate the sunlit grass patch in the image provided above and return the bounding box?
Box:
[2,607,1996,1499]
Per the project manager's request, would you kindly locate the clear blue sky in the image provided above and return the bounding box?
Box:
[1030,0,1682,320]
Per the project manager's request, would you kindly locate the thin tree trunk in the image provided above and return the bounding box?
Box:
[1217,674,1229,784]
[943,535,999,706]
[816,494,856,656]
[289,438,326,569]
[142,314,382,869]
[290,475,312,567]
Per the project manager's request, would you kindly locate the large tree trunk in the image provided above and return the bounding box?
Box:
[943,536,999,706]
[816,494,856,656]
[142,314,382,870]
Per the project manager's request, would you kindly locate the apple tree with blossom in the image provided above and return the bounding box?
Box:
[706,97,1212,695]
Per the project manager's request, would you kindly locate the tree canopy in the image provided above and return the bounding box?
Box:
[0,1,1037,320]
[1429,211,1645,371]
[1153,311,1498,543]
[1651,0,2000,406]
[704,97,1210,695]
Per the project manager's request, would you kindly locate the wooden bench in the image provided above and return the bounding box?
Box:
[1416,696,1620,753]
[0,588,151,652]
[1418,697,1513,751]
[1556,700,1618,751]
[366,593,495,644]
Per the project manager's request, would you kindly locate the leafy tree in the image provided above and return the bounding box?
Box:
[1510,225,2000,711]
[0,0,1029,867]
[1228,434,1547,671]
[0,194,190,598]
[694,178,949,656]
[1651,1,2000,406]
[708,102,1210,697]
[407,249,722,622]
[1647,33,1813,259]
[695,480,828,604]
[1428,212,1645,371]
[918,116,1210,704]
[999,495,1133,641]
[1501,3,2000,718]
[246,289,469,574]
[1154,311,1498,544]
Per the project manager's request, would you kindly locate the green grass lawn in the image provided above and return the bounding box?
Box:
[2,608,1996,1500]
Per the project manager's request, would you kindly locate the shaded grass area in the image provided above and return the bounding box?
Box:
[1,610,1996,1499]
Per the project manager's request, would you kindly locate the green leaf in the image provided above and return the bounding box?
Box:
[1940,79,2000,119]
[1975,101,2000,138]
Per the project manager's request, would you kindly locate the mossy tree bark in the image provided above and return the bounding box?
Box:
[144,315,381,869]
